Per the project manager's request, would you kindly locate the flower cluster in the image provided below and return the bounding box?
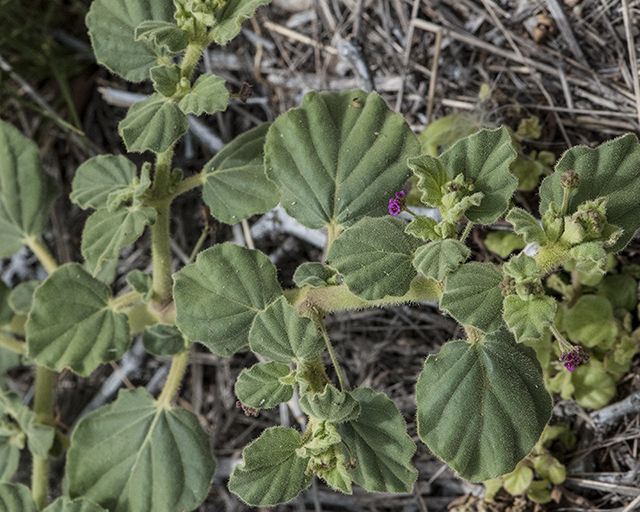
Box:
[388,190,405,216]
[559,346,590,371]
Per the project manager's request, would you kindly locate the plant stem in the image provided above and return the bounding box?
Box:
[158,347,190,407]
[25,237,58,275]
[32,365,56,510]
[171,172,207,200]
[110,290,143,311]
[0,332,26,355]
[318,317,347,392]
[459,221,474,243]
[180,41,206,81]
[463,325,483,344]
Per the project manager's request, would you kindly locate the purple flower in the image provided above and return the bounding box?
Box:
[395,190,406,199]
[560,346,589,371]
[388,198,401,216]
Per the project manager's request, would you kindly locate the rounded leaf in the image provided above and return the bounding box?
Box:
[539,133,640,253]
[66,388,215,512]
[8,280,38,315]
[0,483,37,512]
[292,262,338,288]
[202,123,279,224]
[70,155,138,210]
[416,329,552,482]
[178,74,229,116]
[142,324,185,356]
[86,0,175,82]
[299,385,360,424]
[503,295,557,342]
[173,243,283,356]
[212,0,273,45]
[571,365,616,409]
[439,262,505,333]
[265,90,420,229]
[26,264,131,376]
[234,361,294,409]
[326,217,423,300]
[413,239,470,281]
[562,295,618,348]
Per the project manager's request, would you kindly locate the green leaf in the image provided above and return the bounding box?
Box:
[67,388,215,512]
[0,483,38,512]
[173,243,283,356]
[408,155,449,207]
[134,21,188,53]
[597,274,638,312]
[8,281,38,315]
[0,347,20,392]
[503,295,557,341]
[416,329,552,482]
[265,90,420,229]
[43,497,108,512]
[202,123,279,224]
[0,281,14,326]
[439,262,505,333]
[562,295,618,348]
[326,217,423,300]
[300,385,360,424]
[526,479,552,504]
[405,215,439,241]
[571,365,616,409]
[484,230,526,258]
[337,387,417,493]
[502,464,533,496]
[506,207,547,246]
[413,239,470,281]
[234,362,293,409]
[229,426,312,506]
[81,206,157,276]
[0,437,19,482]
[539,133,640,253]
[118,94,188,153]
[503,253,543,282]
[150,65,181,97]
[0,121,59,257]
[417,113,479,156]
[142,325,185,356]
[26,264,131,376]
[126,270,153,302]
[178,74,229,115]
[292,262,338,288]
[248,296,325,363]
[211,0,272,45]
[86,0,175,82]
[0,391,55,459]
[70,155,140,211]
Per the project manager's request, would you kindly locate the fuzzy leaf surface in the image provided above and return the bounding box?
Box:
[86,0,174,82]
[0,391,55,459]
[265,90,420,228]
[300,385,360,424]
[562,295,618,348]
[26,264,130,376]
[439,262,504,333]
[293,262,337,288]
[8,281,38,315]
[0,483,37,512]
[0,121,58,257]
[416,329,552,481]
[81,206,157,276]
[142,325,185,356]
[178,74,229,115]
[249,296,325,363]
[503,295,557,341]
[0,438,19,482]
[337,387,417,492]
[66,388,215,512]
[150,65,181,97]
[229,427,312,506]
[43,497,108,512]
[234,362,293,409]
[539,133,640,252]
[118,94,188,153]
[173,243,282,356]
[202,124,279,224]
[326,216,422,300]
[134,21,188,53]
[413,239,470,281]
[211,0,273,45]
[506,207,547,246]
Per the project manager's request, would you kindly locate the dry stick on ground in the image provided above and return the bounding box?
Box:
[426,30,443,125]
[621,0,640,131]
[544,0,590,69]
[395,0,421,111]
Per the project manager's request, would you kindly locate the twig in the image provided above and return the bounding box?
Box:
[621,0,640,131]
[544,0,590,68]
[426,30,443,125]
[591,390,640,427]
[262,20,337,55]
[395,0,421,111]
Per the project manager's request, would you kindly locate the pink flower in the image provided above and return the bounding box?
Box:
[388,198,401,216]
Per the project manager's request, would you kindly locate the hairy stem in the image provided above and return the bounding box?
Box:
[25,237,58,275]
[171,172,206,200]
[180,41,206,81]
[32,365,56,510]
[318,317,347,392]
[0,332,26,355]
[158,347,190,407]
[110,290,143,311]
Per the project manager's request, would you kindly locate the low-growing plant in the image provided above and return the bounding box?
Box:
[1,1,640,511]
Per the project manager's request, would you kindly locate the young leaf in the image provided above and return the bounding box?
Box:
[502,464,533,495]
[118,94,188,153]
[326,217,423,300]
[150,65,181,97]
[26,264,131,376]
[265,90,420,229]
[178,74,229,115]
[8,280,39,315]
[571,365,616,409]
[416,329,552,482]
[229,427,312,507]
[66,388,215,512]
[173,243,283,356]
[142,325,185,356]
[484,230,526,258]
[439,262,505,333]
[0,121,59,258]
[413,239,470,281]
[0,483,38,512]
[0,391,55,459]
[126,270,153,302]
[503,295,557,341]
[202,123,279,224]
[134,21,188,54]
[43,497,108,512]
[417,112,479,156]
[539,133,640,253]
[70,155,139,211]
[337,387,417,493]
[81,206,157,276]
[407,155,449,207]
[248,296,325,363]
[211,0,272,45]
[506,207,547,246]
[293,262,338,288]
[0,437,19,482]
[234,361,294,409]
[86,0,175,82]
[300,385,360,424]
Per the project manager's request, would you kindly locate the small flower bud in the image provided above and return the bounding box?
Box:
[559,346,589,371]
[560,170,579,191]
